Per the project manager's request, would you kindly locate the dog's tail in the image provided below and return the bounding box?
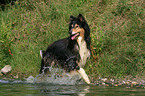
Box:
[40,50,45,58]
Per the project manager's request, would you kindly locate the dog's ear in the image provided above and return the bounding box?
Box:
[78,14,85,23]
[70,15,74,21]
[69,15,74,24]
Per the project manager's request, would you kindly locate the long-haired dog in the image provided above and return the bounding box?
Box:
[40,14,91,84]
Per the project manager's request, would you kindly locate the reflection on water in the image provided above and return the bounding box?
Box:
[38,84,90,96]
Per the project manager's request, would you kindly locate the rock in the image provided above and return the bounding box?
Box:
[102,82,106,85]
[101,78,107,82]
[132,81,138,85]
[1,65,12,74]
[110,79,114,82]
[13,74,19,78]
[114,84,118,87]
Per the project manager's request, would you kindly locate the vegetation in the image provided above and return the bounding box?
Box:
[0,0,145,81]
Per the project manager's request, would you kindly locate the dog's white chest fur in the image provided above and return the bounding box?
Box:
[77,37,90,67]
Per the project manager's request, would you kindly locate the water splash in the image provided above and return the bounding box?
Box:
[27,67,84,85]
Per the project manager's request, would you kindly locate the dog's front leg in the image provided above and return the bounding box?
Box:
[77,68,90,84]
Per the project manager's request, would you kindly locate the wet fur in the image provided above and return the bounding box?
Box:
[40,14,91,84]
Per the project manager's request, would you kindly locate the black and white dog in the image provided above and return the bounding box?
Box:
[40,14,91,84]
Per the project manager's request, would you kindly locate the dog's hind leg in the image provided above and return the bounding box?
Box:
[77,68,90,84]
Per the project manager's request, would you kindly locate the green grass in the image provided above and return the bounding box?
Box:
[0,0,145,80]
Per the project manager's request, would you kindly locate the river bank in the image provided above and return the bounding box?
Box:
[0,0,145,80]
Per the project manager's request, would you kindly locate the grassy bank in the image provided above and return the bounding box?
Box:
[0,0,145,81]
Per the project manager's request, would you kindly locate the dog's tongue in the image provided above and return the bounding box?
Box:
[71,33,79,40]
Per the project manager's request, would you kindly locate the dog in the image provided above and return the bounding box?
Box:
[39,14,91,84]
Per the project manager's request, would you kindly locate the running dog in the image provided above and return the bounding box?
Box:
[40,14,91,84]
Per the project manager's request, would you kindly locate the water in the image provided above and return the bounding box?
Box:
[0,80,145,96]
[33,67,84,85]
[0,67,145,96]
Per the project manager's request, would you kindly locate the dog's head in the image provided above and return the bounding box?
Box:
[69,14,90,40]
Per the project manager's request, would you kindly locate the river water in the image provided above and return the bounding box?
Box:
[0,80,145,96]
[0,68,145,96]
[0,76,145,96]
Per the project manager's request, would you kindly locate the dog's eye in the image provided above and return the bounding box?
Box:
[75,26,79,28]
